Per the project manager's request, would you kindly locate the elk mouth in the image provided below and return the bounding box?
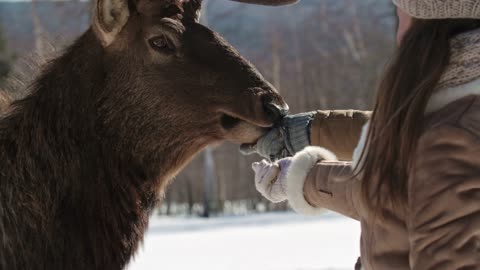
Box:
[217,98,288,144]
[219,112,274,144]
[219,111,274,130]
[220,114,242,130]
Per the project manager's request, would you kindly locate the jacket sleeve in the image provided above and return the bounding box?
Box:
[284,146,361,220]
[407,126,480,270]
[310,110,371,161]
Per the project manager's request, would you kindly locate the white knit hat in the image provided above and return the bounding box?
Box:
[393,0,480,19]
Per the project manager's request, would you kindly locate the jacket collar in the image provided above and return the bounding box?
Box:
[426,77,480,114]
[352,79,480,168]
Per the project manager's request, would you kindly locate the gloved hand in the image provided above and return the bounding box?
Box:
[241,112,315,161]
[240,128,287,161]
[252,158,292,203]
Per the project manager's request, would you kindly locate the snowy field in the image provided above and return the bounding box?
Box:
[128,212,361,270]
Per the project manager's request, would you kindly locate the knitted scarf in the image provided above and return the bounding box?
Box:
[438,28,480,90]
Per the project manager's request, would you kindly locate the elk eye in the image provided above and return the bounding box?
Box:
[149,36,176,54]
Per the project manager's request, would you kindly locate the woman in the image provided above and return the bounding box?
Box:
[246,1,480,269]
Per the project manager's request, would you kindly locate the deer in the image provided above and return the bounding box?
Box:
[0,0,298,269]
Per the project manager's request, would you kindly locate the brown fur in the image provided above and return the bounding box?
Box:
[0,0,287,269]
[0,92,9,114]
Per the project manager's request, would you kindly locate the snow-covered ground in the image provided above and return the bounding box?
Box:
[128,212,361,270]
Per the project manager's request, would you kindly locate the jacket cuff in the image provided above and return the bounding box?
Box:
[285,146,337,215]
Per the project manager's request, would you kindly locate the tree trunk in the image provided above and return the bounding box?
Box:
[202,147,217,218]
[31,0,48,59]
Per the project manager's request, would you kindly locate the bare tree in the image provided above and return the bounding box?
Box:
[31,0,50,59]
[200,0,219,218]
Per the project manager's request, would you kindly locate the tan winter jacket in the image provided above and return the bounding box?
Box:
[284,81,480,269]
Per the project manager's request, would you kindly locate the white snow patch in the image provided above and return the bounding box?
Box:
[128,212,361,270]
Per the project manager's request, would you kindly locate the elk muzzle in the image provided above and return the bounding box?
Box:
[263,95,289,124]
[220,89,288,144]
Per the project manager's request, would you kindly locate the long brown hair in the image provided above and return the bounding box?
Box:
[358,18,480,215]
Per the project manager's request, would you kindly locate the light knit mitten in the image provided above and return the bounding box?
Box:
[252,158,292,203]
[241,112,315,161]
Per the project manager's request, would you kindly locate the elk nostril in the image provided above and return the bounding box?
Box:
[264,102,289,124]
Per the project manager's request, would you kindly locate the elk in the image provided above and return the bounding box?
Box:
[0,0,296,269]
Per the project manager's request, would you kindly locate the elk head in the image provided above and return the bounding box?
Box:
[91,0,293,175]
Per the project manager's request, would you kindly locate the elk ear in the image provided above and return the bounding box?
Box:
[92,0,130,47]
[183,0,202,23]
